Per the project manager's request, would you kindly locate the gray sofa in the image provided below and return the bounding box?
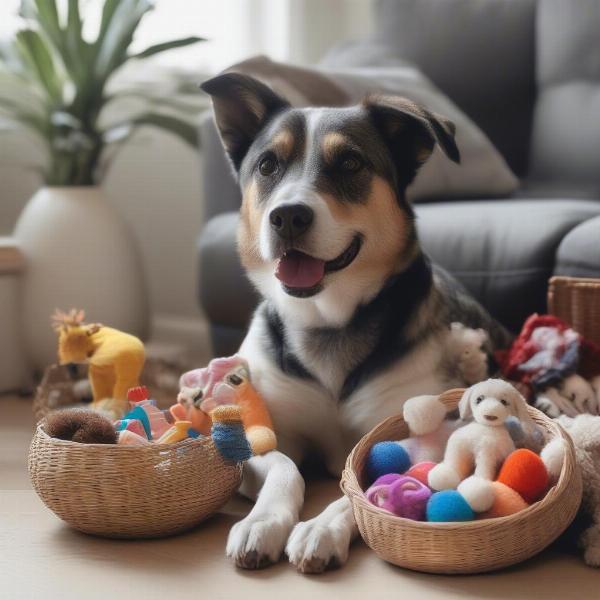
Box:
[198,0,600,357]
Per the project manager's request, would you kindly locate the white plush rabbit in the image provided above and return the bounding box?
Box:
[428,379,536,491]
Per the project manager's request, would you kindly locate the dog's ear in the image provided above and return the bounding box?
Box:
[201,73,290,171]
[458,388,474,420]
[511,390,536,432]
[364,95,460,188]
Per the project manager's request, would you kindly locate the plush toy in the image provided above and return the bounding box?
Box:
[45,408,117,444]
[400,399,460,465]
[428,379,535,490]
[496,313,600,418]
[497,448,549,503]
[178,355,276,455]
[555,414,600,567]
[426,490,475,522]
[52,309,145,417]
[478,481,529,519]
[366,475,431,520]
[446,322,489,385]
[504,415,545,453]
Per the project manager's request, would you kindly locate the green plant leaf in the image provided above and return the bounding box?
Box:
[94,0,153,85]
[65,0,85,79]
[132,36,205,59]
[15,29,63,103]
[125,112,199,147]
[20,1,63,51]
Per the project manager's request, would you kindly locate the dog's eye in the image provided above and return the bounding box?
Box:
[339,153,363,173]
[500,399,508,406]
[258,154,278,177]
[476,395,484,404]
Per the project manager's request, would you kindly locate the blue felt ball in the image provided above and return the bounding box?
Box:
[366,441,411,483]
[426,490,475,522]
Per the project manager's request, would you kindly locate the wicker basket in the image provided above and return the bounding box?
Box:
[29,423,242,539]
[340,388,582,574]
[548,276,600,346]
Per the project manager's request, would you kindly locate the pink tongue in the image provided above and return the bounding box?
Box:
[276,253,325,288]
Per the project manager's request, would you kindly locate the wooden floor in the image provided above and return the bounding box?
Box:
[1,395,598,600]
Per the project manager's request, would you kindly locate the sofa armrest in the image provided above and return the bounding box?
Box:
[199,111,241,223]
[555,216,600,278]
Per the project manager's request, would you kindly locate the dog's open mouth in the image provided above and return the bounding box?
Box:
[275,235,362,296]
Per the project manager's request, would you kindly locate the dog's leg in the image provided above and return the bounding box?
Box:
[226,450,305,569]
[286,495,358,574]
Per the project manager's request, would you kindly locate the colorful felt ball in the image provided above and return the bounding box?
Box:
[497,448,549,503]
[372,473,403,486]
[366,441,411,483]
[405,461,437,486]
[477,481,529,519]
[426,490,475,522]
[366,475,432,520]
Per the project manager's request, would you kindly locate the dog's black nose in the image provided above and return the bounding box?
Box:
[269,204,314,239]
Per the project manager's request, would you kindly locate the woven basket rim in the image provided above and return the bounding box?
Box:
[341,387,579,531]
[35,422,213,453]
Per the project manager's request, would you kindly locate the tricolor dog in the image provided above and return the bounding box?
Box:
[200,73,511,573]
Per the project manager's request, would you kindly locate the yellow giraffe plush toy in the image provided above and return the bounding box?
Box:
[52,309,145,416]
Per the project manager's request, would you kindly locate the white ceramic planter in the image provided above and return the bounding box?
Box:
[14,186,149,370]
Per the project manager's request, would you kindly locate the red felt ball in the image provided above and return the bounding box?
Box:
[497,449,549,503]
[477,482,529,519]
[405,461,437,486]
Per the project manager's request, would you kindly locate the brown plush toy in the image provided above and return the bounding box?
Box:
[44,408,117,444]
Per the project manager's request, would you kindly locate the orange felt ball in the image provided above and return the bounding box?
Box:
[497,449,549,503]
[405,462,437,486]
[478,482,529,519]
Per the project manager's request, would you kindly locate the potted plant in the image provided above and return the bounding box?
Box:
[0,0,204,370]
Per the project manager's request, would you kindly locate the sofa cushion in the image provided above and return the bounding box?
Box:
[199,200,600,335]
[328,0,537,177]
[555,216,600,278]
[416,199,600,331]
[530,0,600,186]
[224,56,518,202]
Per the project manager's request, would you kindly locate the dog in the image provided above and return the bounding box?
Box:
[200,72,512,573]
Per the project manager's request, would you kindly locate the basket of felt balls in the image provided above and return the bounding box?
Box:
[340,380,582,574]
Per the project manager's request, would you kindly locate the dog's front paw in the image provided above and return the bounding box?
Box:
[226,510,295,569]
[286,516,352,574]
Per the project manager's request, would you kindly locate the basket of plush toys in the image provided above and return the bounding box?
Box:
[340,380,582,574]
[29,310,277,538]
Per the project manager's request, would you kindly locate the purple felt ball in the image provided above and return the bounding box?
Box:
[366,475,432,520]
[372,473,403,486]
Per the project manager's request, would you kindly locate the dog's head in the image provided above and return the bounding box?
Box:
[201,73,459,327]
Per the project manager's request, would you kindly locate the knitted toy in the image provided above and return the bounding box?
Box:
[177,355,276,455]
[496,313,600,417]
[428,379,535,491]
[45,408,117,444]
[52,309,145,418]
